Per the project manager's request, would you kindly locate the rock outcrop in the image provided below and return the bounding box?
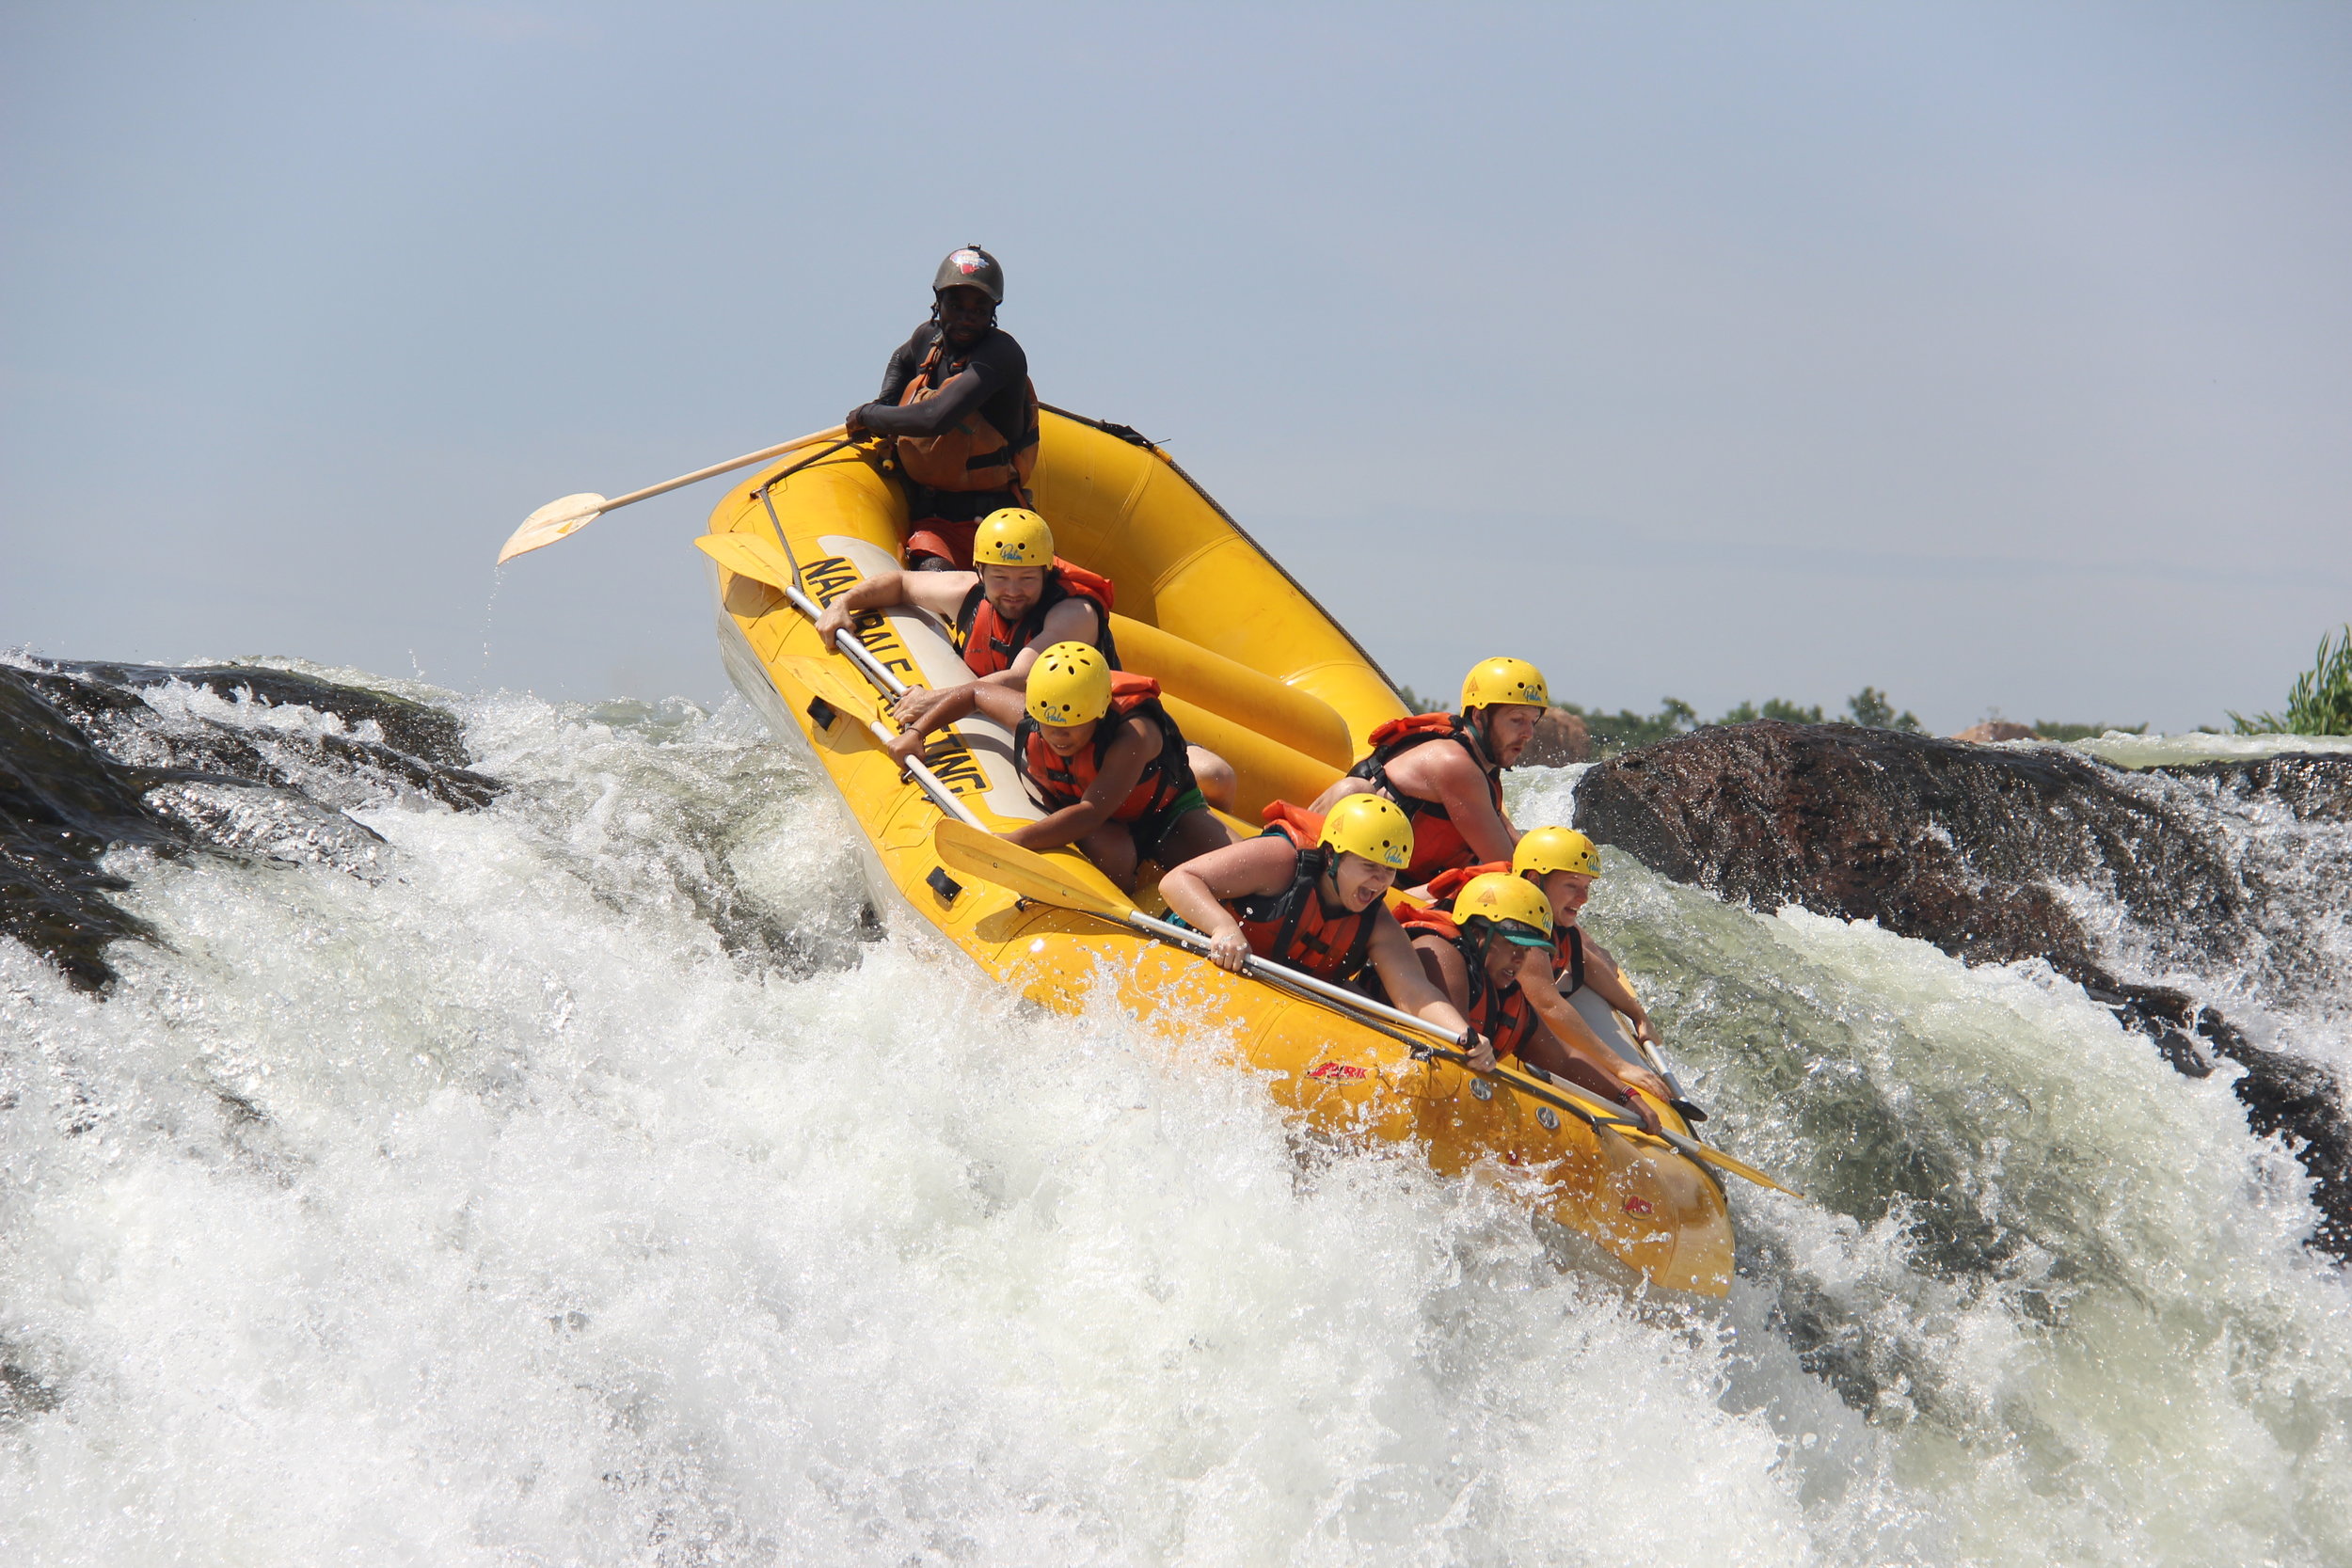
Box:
[1950,720,2037,743]
[1575,720,2352,1258]
[1518,706,1592,768]
[0,659,499,990]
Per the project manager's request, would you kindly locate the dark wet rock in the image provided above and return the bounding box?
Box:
[0,658,500,991]
[0,671,181,990]
[1576,720,2352,1259]
[1518,706,1592,768]
[24,659,495,812]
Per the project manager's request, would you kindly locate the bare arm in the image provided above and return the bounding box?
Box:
[1413,745,1519,864]
[987,596,1105,688]
[1572,935,1657,1047]
[1005,720,1157,852]
[813,568,974,651]
[1158,834,1300,972]
[810,570,910,651]
[1516,946,1665,1128]
[882,664,1025,766]
[1365,913,1483,1066]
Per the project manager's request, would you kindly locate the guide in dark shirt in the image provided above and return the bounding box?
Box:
[846,245,1041,569]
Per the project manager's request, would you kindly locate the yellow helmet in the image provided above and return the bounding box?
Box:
[1452,871,1555,947]
[1513,826,1601,879]
[1460,656,1549,711]
[1317,793,1414,870]
[971,508,1054,567]
[1025,641,1112,725]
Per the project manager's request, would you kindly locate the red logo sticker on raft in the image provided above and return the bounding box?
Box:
[1623,1196,1656,1216]
[1308,1062,1369,1082]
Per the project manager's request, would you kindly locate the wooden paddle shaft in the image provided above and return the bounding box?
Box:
[604,428,848,515]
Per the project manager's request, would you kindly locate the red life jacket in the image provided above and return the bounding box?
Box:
[1347,712,1505,886]
[1393,899,1546,1059]
[952,559,1118,678]
[1424,862,1585,993]
[1230,804,1380,986]
[1016,673,1193,824]
[893,334,1041,495]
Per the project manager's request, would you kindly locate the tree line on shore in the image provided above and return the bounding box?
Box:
[1398,623,2352,757]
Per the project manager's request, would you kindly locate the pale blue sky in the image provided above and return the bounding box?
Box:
[5,2,2346,733]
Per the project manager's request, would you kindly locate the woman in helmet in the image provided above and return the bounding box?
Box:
[843,245,1041,571]
[1157,794,1495,1067]
[959,642,1231,890]
[1422,827,1670,1085]
[1311,657,1549,888]
[1400,873,1662,1132]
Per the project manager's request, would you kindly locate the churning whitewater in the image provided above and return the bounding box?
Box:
[3,666,2348,1566]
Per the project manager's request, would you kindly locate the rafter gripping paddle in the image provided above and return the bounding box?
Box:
[930,819,1799,1196]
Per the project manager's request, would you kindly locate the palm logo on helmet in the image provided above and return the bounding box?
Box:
[1459,657,1549,711]
[1318,794,1414,870]
[1453,871,1555,949]
[1512,826,1601,880]
[1025,641,1113,726]
[972,508,1053,567]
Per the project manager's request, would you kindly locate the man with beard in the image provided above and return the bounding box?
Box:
[1311,657,1549,888]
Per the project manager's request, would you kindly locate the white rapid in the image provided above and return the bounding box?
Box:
[2,682,2345,1566]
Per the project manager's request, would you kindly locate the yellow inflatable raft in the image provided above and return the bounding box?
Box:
[702,406,1735,1296]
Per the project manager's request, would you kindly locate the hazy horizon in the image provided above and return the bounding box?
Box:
[5,2,2347,734]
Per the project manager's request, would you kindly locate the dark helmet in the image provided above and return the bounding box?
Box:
[931,245,1004,306]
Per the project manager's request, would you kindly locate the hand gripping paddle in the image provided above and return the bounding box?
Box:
[930,819,1799,1196]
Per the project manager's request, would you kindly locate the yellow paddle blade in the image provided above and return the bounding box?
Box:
[498,493,606,564]
[693,531,803,595]
[773,656,882,727]
[1659,1132,1801,1196]
[932,819,1136,925]
[1491,1064,1802,1196]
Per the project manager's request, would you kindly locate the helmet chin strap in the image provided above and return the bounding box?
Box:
[1463,707,1498,768]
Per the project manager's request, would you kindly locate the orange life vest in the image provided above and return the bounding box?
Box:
[893,336,1041,494]
[951,560,1118,678]
[1394,899,1545,1058]
[1016,673,1193,824]
[1424,862,1585,993]
[1347,712,1504,886]
[1231,803,1380,986]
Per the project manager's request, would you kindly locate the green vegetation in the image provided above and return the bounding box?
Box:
[1556,698,1699,752]
[1718,698,1824,724]
[1844,687,1921,732]
[2231,626,2352,736]
[1401,678,2165,753]
[1552,689,1922,756]
[1394,684,1447,715]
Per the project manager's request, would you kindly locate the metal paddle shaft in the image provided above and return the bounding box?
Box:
[774,657,982,831]
[927,820,1798,1195]
[692,529,975,828]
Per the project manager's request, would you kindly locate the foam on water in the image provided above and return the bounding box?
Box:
[0,693,2344,1564]
[2067,731,2352,771]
